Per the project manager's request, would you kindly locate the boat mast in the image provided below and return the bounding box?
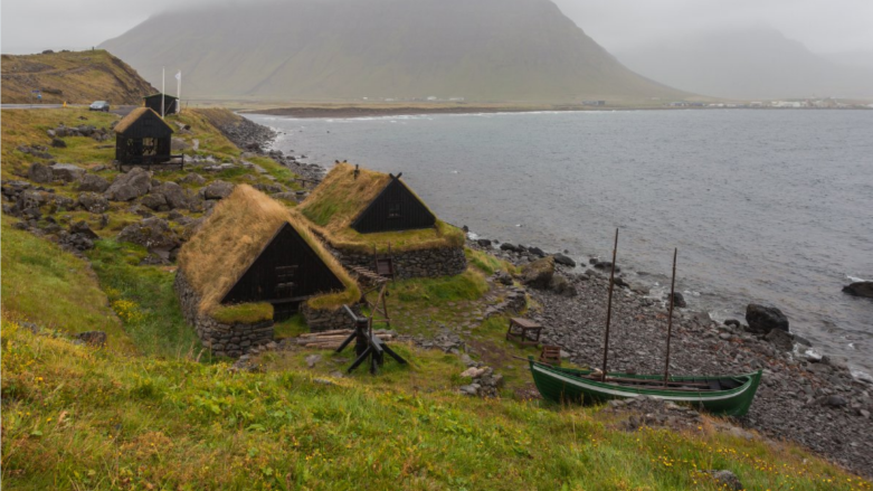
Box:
[663,248,678,386]
[601,228,619,382]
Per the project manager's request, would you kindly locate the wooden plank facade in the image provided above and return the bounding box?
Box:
[222,222,345,310]
[351,176,436,233]
[114,107,181,168]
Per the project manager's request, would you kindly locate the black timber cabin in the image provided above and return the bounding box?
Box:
[352,173,436,234]
[222,222,345,319]
[114,107,180,168]
[143,93,178,115]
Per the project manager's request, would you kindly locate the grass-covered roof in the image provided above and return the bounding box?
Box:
[177,184,359,317]
[114,107,173,135]
[299,163,464,253]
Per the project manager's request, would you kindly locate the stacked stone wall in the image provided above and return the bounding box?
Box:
[174,271,274,358]
[300,303,361,333]
[336,245,467,279]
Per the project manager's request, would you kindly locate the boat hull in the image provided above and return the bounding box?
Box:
[528,360,762,417]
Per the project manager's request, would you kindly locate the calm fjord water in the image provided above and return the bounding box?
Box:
[247,110,873,373]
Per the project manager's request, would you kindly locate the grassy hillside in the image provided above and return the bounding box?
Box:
[99,0,686,103]
[2,107,870,489]
[0,50,156,104]
[4,314,870,490]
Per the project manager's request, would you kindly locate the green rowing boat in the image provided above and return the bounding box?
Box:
[528,358,762,417]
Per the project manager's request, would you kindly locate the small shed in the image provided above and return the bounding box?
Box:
[143,93,178,115]
[114,107,181,169]
[177,184,360,322]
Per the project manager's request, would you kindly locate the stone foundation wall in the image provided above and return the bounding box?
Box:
[174,271,275,358]
[301,303,361,333]
[336,245,467,279]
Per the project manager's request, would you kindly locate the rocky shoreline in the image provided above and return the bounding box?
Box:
[243,116,873,478]
[477,240,873,478]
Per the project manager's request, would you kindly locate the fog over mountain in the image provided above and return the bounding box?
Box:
[616,27,873,100]
[99,0,685,103]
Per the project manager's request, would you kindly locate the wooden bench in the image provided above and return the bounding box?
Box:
[506,317,543,346]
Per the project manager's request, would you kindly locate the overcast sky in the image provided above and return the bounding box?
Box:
[2,0,872,55]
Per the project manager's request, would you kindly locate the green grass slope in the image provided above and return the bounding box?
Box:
[4,316,870,490]
[99,0,686,103]
[0,50,156,104]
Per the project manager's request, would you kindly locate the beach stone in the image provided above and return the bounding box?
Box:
[520,256,555,289]
[823,395,848,408]
[477,238,492,248]
[594,261,621,273]
[105,167,152,201]
[528,246,546,257]
[549,274,577,296]
[500,242,520,253]
[671,292,687,308]
[553,253,576,267]
[27,162,54,183]
[745,304,789,334]
[77,173,110,193]
[50,163,86,182]
[724,319,742,329]
[765,329,794,351]
[842,282,873,299]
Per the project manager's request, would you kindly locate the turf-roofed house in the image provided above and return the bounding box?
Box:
[175,185,360,358]
[114,107,182,169]
[298,162,466,279]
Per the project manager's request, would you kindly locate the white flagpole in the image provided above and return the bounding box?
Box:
[176,71,182,114]
[161,66,166,118]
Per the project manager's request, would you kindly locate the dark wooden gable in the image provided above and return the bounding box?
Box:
[351,175,436,234]
[221,222,344,305]
[143,94,178,115]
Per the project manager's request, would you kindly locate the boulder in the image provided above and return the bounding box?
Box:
[553,253,576,267]
[51,195,76,211]
[27,162,54,183]
[842,281,873,299]
[105,167,152,201]
[141,193,168,211]
[77,173,110,193]
[549,274,577,297]
[476,239,492,248]
[171,137,191,151]
[117,217,180,251]
[70,221,100,240]
[707,470,742,491]
[76,125,96,137]
[745,304,789,334]
[77,192,110,213]
[500,242,520,253]
[670,292,687,308]
[50,163,86,182]
[155,182,188,210]
[51,138,67,148]
[528,246,546,257]
[201,180,234,200]
[764,328,794,351]
[520,256,555,289]
[724,319,742,329]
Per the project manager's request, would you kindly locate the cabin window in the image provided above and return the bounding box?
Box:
[388,202,402,220]
[142,138,158,156]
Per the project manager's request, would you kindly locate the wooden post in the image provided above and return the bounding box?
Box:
[663,248,678,386]
[601,228,619,382]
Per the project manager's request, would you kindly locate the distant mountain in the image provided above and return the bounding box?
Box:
[99,0,684,103]
[616,27,873,100]
[0,50,156,104]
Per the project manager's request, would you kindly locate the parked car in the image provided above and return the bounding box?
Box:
[89,101,110,112]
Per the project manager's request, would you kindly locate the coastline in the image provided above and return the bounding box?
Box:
[241,116,873,479]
